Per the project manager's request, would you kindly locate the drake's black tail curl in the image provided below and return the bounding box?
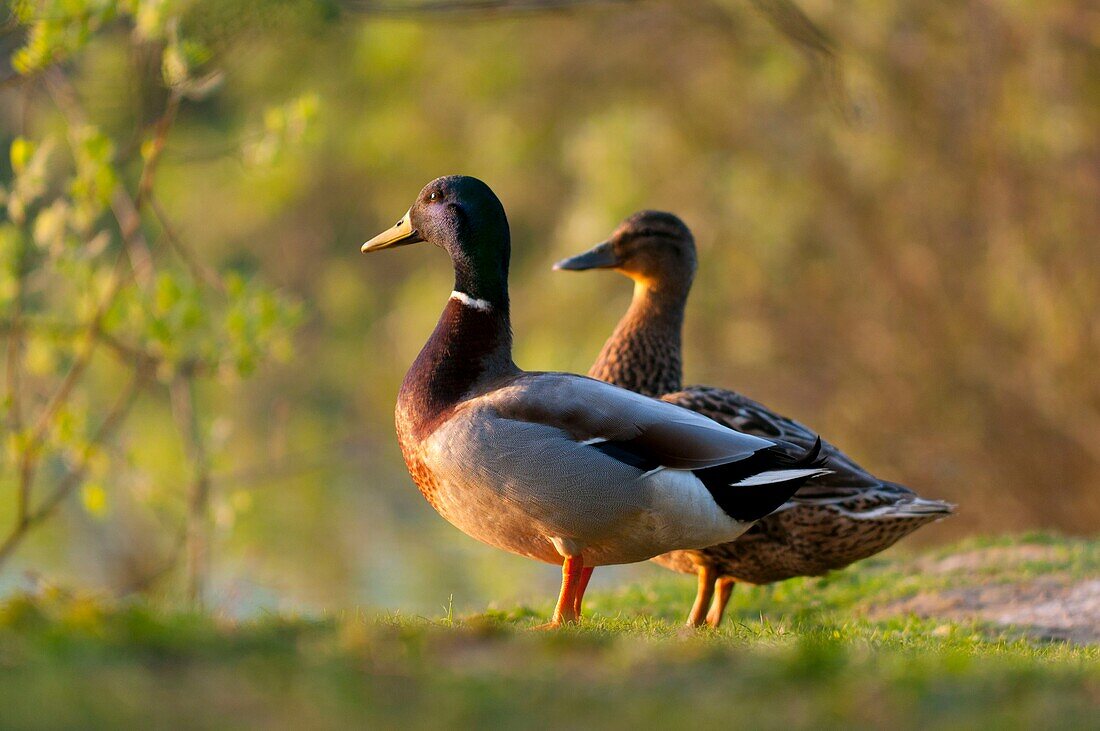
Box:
[693,435,829,523]
[786,435,824,468]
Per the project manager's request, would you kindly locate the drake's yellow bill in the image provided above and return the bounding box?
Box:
[362,209,424,252]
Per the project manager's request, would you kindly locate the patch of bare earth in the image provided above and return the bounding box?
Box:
[873,546,1100,644]
[917,545,1066,574]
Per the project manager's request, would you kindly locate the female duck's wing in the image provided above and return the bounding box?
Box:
[659,387,949,520]
[660,384,875,481]
[661,386,811,442]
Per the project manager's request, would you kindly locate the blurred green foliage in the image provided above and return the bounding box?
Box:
[0,0,1097,614]
[0,0,303,602]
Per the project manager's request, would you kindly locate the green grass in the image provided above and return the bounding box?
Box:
[1,535,1097,730]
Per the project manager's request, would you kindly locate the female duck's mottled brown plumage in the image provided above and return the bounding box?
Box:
[556,210,954,627]
[588,280,686,398]
[581,212,694,398]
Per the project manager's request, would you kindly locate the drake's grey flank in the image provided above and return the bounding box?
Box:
[361,178,828,627]
[555,210,954,627]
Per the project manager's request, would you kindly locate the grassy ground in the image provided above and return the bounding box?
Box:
[1,535,1097,730]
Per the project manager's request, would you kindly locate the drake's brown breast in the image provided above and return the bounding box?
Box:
[395,414,443,511]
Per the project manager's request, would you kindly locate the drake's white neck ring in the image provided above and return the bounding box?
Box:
[450,290,493,312]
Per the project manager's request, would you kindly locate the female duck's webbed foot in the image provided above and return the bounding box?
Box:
[686,564,716,627]
[533,555,587,629]
[706,577,737,628]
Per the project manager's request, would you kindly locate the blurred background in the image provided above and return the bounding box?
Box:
[0,0,1097,617]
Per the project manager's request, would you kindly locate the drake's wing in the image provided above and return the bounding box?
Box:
[425,411,651,542]
[478,372,785,470]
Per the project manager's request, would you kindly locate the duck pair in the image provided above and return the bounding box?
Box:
[362,175,952,628]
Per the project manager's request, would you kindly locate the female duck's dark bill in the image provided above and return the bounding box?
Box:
[362,209,424,252]
[552,240,621,271]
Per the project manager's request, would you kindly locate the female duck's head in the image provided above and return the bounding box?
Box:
[554,210,696,295]
[362,175,511,308]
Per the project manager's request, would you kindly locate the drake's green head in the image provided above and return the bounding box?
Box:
[554,210,696,292]
[363,175,511,307]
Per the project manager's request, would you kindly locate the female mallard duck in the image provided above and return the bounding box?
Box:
[555,210,954,627]
[361,177,828,627]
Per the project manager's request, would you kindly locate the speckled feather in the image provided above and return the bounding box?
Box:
[649,387,951,582]
[576,213,953,586]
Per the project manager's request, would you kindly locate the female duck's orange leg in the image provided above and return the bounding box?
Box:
[706,577,737,628]
[686,564,716,627]
[572,566,595,616]
[550,555,586,626]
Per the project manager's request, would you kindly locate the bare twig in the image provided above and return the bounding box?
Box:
[4,77,32,438]
[0,513,29,569]
[43,69,157,288]
[0,317,214,378]
[704,0,852,122]
[4,271,24,434]
[109,189,157,288]
[10,248,132,536]
[18,71,35,139]
[30,372,146,524]
[344,0,636,15]
[116,524,189,596]
[22,252,129,443]
[170,376,212,607]
[136,91,181,208]
[748,0,833,56]
[148,192,225,293]
[0,371,146,567]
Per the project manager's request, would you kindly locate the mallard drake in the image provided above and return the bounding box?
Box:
[361,177,829,627]
[555,210,954,627]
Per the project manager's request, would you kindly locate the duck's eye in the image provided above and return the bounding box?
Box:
[429,192,438,201]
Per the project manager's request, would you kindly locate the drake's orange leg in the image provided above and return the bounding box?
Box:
[706,577,736,628]
[550,555,585,626]
[686,564,716,627]
[572,566,595,616]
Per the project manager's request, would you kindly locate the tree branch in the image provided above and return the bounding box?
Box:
[115,524,188,596]
[0,371,146,568]
[344,0,636,15]
[4,262,25,435]
[170,376,213,608]
[30,371,145,524]
[5,67,197,552]
[136,91,181,209]
[705,0,852,122]
[0,317,215,378]
[10,248,132,537]
[21,251,130,448]
[148,192,225,293]
[43,68,157,288]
